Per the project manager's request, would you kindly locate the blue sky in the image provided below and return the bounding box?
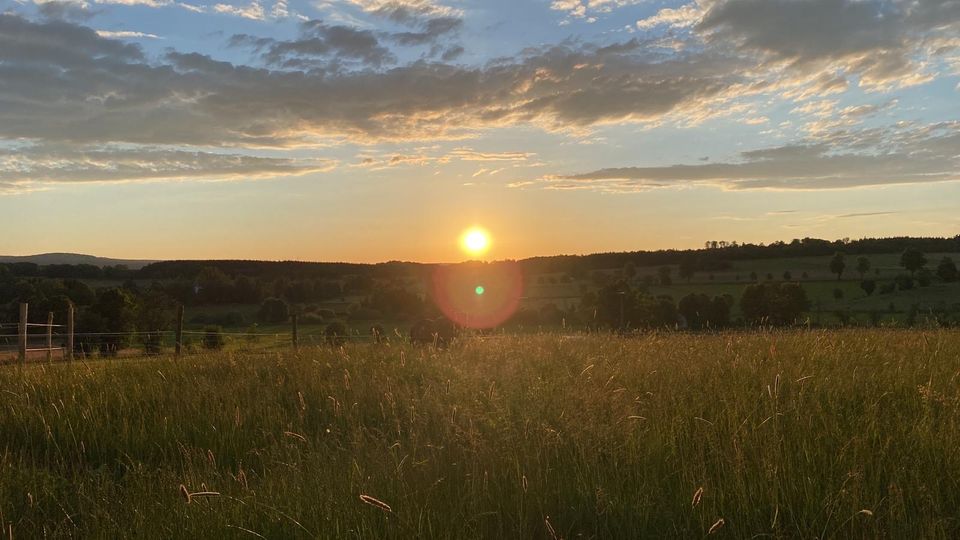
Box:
[0,0,958,262]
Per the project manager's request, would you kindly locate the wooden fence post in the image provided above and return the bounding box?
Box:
[46,312,53,364]
[66,302,75,362]
[175,305,184,357]
[292,314,299,351]
[18,303,27,366]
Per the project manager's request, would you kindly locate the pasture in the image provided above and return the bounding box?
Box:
[1,330,959,538]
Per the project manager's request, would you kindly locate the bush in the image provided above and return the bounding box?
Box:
[202,326,225,350]
[325,321,348,346]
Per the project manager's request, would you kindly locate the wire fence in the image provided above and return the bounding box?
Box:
[0,302,396,365]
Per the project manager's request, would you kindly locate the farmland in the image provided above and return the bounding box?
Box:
[2,330,959,537]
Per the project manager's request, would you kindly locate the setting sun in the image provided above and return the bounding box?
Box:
[460,227,491,257]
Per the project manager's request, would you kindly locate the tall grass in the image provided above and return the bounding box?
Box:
[0,330,959,538]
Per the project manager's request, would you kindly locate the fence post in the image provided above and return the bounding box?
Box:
[292,314,299,351]
[175,305,184,357]
[66,302,75,362]
[18,303,28,366]
[46,312,54,364]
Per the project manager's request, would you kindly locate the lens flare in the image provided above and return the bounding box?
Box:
[430,262,523,329]
[460,227,490,256]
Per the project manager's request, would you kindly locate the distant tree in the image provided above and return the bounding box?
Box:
[749,271,758,282]
[679,293,732,330]
[801,271,809,279]
[936,257,958,282]
[833,288,844,300]
[623,262,637,280]
[860,280,876,296]
[856,256,871,279]
[595,281,678,329]
[829,253,846,280]
[900,248,927,276]
[740,282,809,325]
[917,269,933,287]
[657,266,672,286]
[783,271,792,281]
[766,273,774,281]
[678,257,696,282]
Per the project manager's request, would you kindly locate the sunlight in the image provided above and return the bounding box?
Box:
[460,227,491,257]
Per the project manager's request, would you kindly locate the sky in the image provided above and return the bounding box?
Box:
[0,0,958,263]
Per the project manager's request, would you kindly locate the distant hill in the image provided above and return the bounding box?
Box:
[0,253,156,270]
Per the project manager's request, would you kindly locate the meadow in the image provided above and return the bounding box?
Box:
[1,330,960,538]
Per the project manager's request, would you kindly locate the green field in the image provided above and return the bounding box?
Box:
[2,330,960,537]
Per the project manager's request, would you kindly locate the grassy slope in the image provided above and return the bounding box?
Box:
[1,331,959,538]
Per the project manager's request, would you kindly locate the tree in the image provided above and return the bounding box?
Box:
[860,280,876,296]
[900,248,927,276]
[833,288,844,300]
[829,252,846,280]
[740,282,809,325]
[856,256,871,279]
[679,293,732,330]
[623,262,637,280]
[657,266,672,286]
[782,271,792,281]
[749,271,758,282]
[936,257,958,282]
[595,281,679,330]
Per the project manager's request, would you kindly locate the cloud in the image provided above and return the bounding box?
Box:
[697,0,960,89]
[0,15,747,148]
[551,0,643,19]
[96,30,161,39]
[636,4,703,30]
[353,146,535,169]
[522,122,960,191]
[388,15,461,46]
[0,145,335,185]
[230,19,395,68]
[213,1,266,20]
[834,211,898,219]
[36,1,98,21]
[343,0,460,20]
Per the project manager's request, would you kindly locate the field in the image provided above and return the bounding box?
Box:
[2,330,960,538]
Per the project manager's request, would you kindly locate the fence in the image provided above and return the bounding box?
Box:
[1,303,383,365]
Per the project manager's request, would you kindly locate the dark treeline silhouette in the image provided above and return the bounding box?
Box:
[2,235,958,284]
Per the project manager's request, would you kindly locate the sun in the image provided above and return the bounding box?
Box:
[460,227,491,256]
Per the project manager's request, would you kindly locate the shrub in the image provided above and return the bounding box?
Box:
[325,321,348,346]
[202,326,225,350]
